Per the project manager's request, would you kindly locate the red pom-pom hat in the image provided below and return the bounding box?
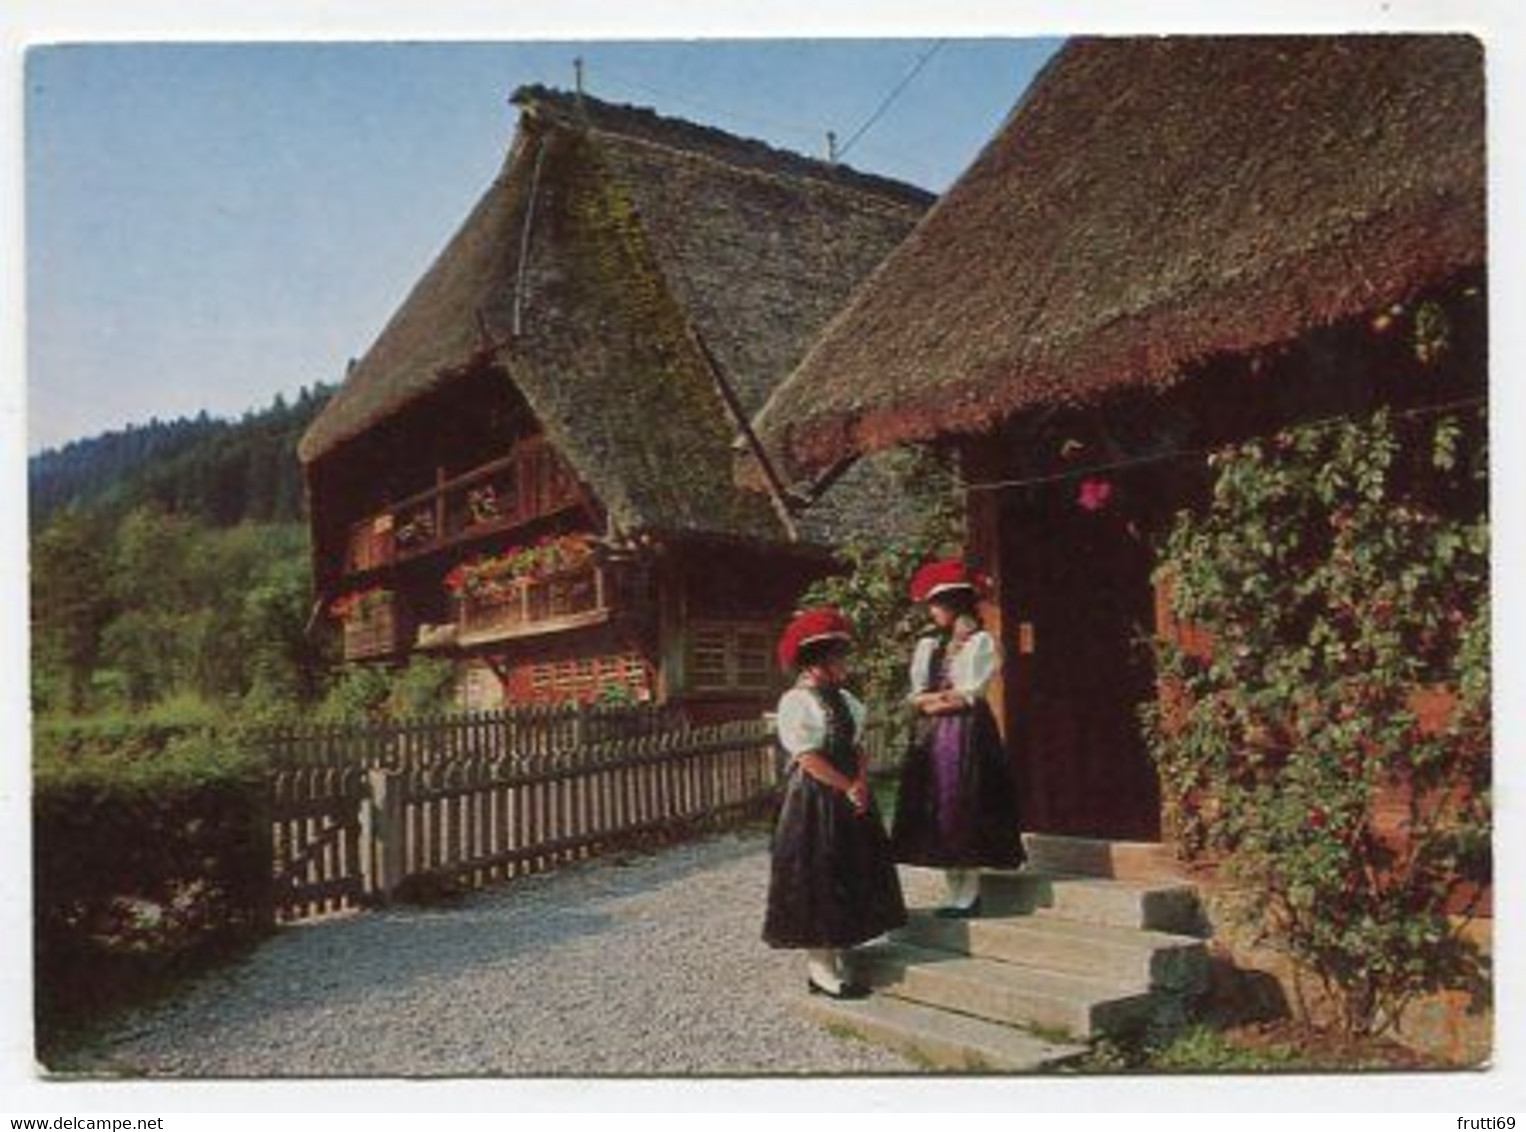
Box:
[909,558,987,603]
[777,607,853,670]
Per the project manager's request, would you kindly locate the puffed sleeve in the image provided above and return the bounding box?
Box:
[776,688,826,757]
[953,631,1000,699]
[908,636,937,699]
[843,690,868,740]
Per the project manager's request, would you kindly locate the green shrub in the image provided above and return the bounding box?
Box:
[34,695,223,765]
[388,656,457,717]
[316,663,394,721]
[1145,406,1490,1039]
[33,730,273,1052]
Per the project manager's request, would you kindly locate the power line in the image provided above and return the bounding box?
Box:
[835,40,947,161]
[575,54,944,182]
[960,395,1489,495]
[580,61,826,147]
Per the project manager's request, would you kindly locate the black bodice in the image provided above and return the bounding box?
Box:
[811,684,859,779]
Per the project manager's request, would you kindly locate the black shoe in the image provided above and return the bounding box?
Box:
[934,897,983,920]
[808,978,871,1000]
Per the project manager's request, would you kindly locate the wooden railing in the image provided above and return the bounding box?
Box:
[456,562,610,644]
[263,713,779,922]
[342,437,583,576]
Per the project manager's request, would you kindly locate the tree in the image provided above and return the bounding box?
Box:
[31,508,115,712]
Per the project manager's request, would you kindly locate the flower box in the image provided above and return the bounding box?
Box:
[456,561,609,643]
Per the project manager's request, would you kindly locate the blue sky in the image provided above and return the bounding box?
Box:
[25,39,1061,453]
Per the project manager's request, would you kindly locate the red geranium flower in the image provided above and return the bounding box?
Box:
[1078,478,1114,512]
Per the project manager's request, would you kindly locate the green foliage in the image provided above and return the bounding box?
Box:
[34,695,223,765]
[316,664,395,721]
[596,680,639,707]
[33,730,272,1053]
[388,656,459,717]
[1147,1026,1300,1072]
[31,507,328,720]
[29,383,333,531]
[30,386,335,723]
[800,448,964,758]
[314,656,457,722]
[1144,407,1490,1039]
[1071,1026,1303,1074]
[30,506,115,712]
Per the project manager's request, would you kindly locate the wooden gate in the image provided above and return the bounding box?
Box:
[270,765,368,922]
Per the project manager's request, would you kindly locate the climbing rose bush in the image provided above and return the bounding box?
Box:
[1144,407,1490,1038]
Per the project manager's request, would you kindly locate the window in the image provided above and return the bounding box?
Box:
[527,650,649,703]
[688,621,779,693]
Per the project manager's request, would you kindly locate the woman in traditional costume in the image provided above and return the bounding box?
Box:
[763,607,907,999]
[891,559,1025,917]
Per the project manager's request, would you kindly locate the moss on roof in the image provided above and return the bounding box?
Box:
[299,86,931,543]
[753,35,1486,478]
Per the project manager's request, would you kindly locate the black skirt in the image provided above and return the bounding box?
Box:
[763,769,908,950]
[890,701,1026,869]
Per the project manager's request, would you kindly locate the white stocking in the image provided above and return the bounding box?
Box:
[944,868,981,909]
[807,948,842,991]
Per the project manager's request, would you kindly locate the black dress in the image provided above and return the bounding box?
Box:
[763,685,908,949]
[891,638,1025,869]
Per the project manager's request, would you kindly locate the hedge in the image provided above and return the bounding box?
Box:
[33,732,273,1049]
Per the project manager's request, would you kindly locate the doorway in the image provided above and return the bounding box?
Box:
[999,483,1162,840]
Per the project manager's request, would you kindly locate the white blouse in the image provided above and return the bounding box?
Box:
[776,685,867,757]
[909,630,1001,701]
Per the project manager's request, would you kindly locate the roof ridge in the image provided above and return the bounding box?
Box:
[590,126,930,221]
[510,83,933,207]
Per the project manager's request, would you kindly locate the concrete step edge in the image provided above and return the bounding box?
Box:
[799,993,1090,1074]
[855,941,1155,1003]
[900,908,1207,952]
[981,868,1201,897]
[872,962,1165,1040]
[894,913,1211,993]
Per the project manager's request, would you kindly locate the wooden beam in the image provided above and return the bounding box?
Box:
[688,329,802,539]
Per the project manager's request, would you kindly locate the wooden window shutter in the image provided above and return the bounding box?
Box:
[733,628,773,690]
[687,621,779,692]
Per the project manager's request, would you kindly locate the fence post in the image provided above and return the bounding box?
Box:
[365,767,406,903]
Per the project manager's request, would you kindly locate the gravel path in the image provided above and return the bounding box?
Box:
[66,830,949,1078]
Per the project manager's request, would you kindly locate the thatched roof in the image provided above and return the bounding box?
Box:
[753,35,1486,479]
[299,86,931,543]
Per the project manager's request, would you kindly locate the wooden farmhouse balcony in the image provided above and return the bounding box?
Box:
[342,437,583,578]
[456,562,614,646]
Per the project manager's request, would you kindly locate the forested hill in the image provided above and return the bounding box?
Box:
[29,383,334,529]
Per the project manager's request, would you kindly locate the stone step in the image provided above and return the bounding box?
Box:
[847,940,1167,1040]
[897,909,1210,994]
[799,989,1090,1073]
[978,869,1206,936]
[1021,833,1187,882]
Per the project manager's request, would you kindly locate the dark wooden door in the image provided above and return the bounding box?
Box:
[1000,491,1161,840]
